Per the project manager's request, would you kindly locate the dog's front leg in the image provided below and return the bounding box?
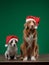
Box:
[5,51,8,59]
[31,43,36,61]
[20,44,28,61]
[14,53,17,60]
[8,55,10,60]
[14,47,18,60]
[5,51,11,60]
[7,52,11,60]
[14,56,17,60]
[31,49,36,61]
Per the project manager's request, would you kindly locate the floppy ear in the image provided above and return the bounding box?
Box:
[24,23,27,29]
[24,23,28,30]
[24,23,26,27]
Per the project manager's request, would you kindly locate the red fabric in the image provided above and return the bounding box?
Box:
[6,35,18,44]
[26,16,40,26]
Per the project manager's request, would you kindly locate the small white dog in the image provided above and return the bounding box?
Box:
[5,35,18,60]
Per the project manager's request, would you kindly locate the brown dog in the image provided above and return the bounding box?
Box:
[20,16,40,61]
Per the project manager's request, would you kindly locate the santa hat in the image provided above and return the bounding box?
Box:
[5,35,18,47]
[26,16,40,29]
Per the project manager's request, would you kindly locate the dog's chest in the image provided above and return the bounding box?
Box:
[8,47,16,55]
[25,34,34,50]
[25,34,33,43]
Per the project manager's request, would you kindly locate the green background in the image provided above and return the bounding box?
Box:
[0,0,49,55]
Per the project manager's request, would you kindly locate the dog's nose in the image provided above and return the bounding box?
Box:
[30,25,33,31]
[31,25,33,28]
[13,44,15,47]
[30,25,33,29]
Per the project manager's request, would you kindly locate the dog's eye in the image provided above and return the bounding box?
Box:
[10,42,12,45]
[15,40,17,43]
[32,21,36,25]
[10,40,13,44]
[10,40,13,45]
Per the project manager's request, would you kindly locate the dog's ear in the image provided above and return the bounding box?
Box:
[24,23,28,29]
[24,23,27,27]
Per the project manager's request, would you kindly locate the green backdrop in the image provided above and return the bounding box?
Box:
[0,0,49,55]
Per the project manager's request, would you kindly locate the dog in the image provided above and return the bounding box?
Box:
[5,35,18,60]
[20,16,40,61]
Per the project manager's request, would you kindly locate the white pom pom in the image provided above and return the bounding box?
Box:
[34,26,37,29]
[5,44,8,47]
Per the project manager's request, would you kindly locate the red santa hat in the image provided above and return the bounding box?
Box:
[26,16,40,29]
[5,35,18,47]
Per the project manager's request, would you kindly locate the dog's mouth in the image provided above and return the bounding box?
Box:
[29,28,35,34]
[26,28,35,37]
[30,29,33,32]
[29,26,35,33]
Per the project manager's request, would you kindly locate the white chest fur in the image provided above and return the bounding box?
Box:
[7,46,17,56]
[25,34,37,49]
[25,34,33,43]
[25,34,34,50]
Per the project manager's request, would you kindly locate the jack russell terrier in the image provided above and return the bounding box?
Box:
[5,35,18,60]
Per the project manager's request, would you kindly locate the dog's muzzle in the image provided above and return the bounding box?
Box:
[13,44,16,47]
[30,25,34,32]
[12,43,16,47]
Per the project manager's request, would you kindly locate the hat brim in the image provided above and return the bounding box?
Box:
[9,38,18,43]
[26,19,36,23]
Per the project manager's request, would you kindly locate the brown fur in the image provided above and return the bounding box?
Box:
[20,21,39,60]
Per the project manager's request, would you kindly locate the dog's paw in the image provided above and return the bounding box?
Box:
[14,57,17,60]
[23,57,28,61]
[8,57,10,60]
[5,52,8,59]
[31,56,36,61]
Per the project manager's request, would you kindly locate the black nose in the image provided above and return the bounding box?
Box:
[14,44,15,47]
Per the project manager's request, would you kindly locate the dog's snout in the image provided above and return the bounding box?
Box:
[30,25,33,29]
[31,25,33,28]
[30,25,34,32]
[13,44,16,47]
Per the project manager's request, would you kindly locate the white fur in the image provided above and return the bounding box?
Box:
[25,34,37,50]
[31,56,36,61]
[5,39,18,60]
[23,56,28,61]
[25,34,33,45]
[25,34,33,50]
[25,34,33,43]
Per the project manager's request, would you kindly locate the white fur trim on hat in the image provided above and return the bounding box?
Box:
[26,18,36,23]
[9,38,18,43]
[5,38,18,47]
